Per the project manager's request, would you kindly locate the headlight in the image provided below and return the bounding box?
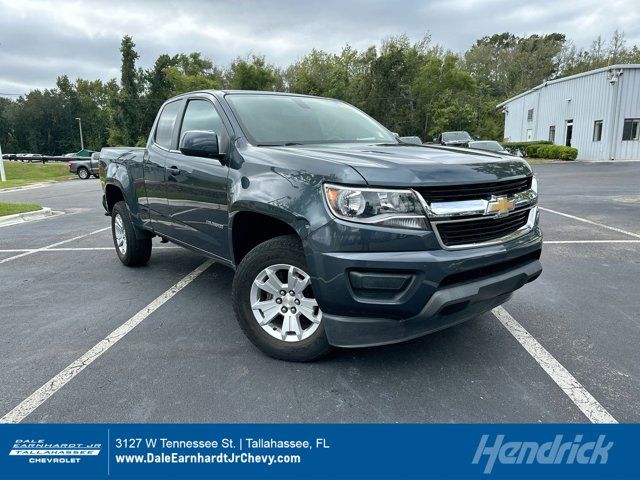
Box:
[531,176,538,194]
[323,183,428,230]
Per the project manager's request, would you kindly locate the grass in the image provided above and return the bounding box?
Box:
[0,161,75,189]
[0,201,42,217]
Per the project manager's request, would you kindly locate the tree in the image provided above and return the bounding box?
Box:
[226,55,279,90]
[141,54,174,137]
[465,33,565,99]
[110,35,139,146]
[362,35,433,135]
[164,52,223,95]
[288,48,351,99]
[413,54,477,138]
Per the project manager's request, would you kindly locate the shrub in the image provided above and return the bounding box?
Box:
[525,144,542,157]
[527,144,578,160]
[503,140,552,156]
[503,140,552,150]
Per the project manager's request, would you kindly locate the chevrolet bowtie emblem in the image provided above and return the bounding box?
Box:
[486,196,516,216]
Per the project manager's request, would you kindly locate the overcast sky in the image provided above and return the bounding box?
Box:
[1,0,638,96]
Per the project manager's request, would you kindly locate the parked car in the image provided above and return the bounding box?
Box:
[434,131,473,147]
[100,90,542,361]
[468,140,514,156]
[2,153,16,160]
[19,153,45,163]
[398,136,423,145]
[69,152,99,179]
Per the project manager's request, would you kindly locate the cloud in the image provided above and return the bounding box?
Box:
[0,0,638,94]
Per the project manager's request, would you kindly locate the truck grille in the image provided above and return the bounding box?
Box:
[416,177,532,202]
[435,209,530,247]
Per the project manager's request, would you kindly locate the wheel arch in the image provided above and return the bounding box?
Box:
[104,182,125,214]
[230,208,307,266]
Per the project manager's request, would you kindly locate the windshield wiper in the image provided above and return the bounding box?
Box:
[257,142,304,147]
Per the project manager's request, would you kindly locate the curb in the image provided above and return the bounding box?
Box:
[0,207,55,228]
[0,178,80,194]
[0,182,57,194]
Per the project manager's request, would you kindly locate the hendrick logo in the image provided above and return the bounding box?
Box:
[472,434,613,474]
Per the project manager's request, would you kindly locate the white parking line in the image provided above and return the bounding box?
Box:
[0,226,111,264]
[540,207,640,239]
[492,306,617,424]
[0,246,180,252]
[0,259,214,424]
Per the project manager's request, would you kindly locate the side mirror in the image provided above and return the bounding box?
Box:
[179,130,223,159]
[474,135,481,140]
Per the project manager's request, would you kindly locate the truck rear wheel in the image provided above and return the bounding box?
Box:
[111,201,152,267]
[232,235,332,362]
[77,167,89,180]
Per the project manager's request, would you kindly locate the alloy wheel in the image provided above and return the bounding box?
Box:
[114,213,127,255]
[250,263,322,342]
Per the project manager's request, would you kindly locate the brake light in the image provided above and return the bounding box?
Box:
[68,162,72,168]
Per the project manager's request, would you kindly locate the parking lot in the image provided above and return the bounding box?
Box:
[0,161,638,424]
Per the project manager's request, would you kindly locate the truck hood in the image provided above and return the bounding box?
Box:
[269,143,532,186]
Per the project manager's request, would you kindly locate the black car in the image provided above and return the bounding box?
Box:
[434,131,473,147]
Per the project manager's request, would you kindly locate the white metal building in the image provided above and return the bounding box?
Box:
[497,64,640,160]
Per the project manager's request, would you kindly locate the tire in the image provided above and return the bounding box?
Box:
[111,201,152,267]
[232,235,332,362]
[77,167,89,180]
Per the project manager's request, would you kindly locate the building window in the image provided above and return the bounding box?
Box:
[593,120,603,141]
[549,126,556,143]
[622,119,640,141]
[527,109,534,121]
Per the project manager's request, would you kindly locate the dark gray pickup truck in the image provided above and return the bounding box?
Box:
[100,90,542,361]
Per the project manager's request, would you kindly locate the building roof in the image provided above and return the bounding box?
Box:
[496,64,640,108]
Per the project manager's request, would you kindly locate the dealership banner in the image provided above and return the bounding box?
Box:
[0,424,636,479]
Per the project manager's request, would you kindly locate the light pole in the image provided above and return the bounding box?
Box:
[75,117,84,151]
[0,140,5,182]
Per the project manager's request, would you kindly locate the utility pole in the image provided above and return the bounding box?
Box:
[0,141,5,182]
[75,117,84,151]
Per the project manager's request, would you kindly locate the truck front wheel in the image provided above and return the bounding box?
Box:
[232,235,332,362]
[111,201,152,267]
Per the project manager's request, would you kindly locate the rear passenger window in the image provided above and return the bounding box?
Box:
[180,100,227,140]
[154,101,181,149]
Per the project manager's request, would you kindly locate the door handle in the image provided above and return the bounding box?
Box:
[167,166,181,176]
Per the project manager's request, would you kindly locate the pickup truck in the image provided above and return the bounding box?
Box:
[69,152,100,179]
[100,90,542,361]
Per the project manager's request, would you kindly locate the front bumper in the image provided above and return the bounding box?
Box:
[307,227,542,347]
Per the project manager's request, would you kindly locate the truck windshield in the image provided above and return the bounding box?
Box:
[226,94,397,146]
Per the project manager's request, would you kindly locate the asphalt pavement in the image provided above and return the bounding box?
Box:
[0,162,638,423]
